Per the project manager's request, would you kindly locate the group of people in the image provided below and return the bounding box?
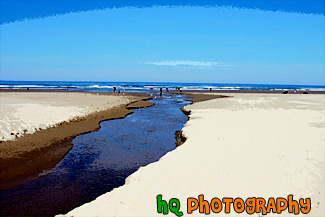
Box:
[112,86,183,97]
[283,89,300,94]
[112,87,126,95]
[159,87,182,96]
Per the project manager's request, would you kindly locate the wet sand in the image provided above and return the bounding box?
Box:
[60,92,325,217]
[173,89,325,94]
[0,91,153,190]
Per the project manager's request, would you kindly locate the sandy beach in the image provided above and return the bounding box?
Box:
[60,93,325,217]
[0,91,153,190]
[0,91,141,141]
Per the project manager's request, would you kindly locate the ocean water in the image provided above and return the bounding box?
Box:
[1,80,324,92]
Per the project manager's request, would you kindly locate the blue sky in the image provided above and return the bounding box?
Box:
[0,1,324,85]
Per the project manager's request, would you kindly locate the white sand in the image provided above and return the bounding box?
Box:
[58,93,325,217]
[0,92,135,141]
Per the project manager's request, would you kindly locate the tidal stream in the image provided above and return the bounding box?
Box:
[0,94,190,216]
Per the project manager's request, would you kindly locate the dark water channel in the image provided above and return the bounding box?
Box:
[0,94,190,216]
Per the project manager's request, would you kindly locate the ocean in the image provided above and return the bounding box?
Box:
[0,81,324,92]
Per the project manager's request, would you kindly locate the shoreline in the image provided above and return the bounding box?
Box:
[1,88,325,95]
[0,91,154,190]
[173,89,325,94]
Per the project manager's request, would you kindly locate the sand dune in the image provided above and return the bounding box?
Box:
[60,93,325,217]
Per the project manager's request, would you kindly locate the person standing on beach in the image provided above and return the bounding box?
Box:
[113,87,116,93]
[160,88,162,96]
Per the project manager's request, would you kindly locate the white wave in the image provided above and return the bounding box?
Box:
[77,85,114,89]
[0,85,58,88]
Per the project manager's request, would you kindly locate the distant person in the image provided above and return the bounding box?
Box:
[160,88,162,96]
[113,87,116,93]
[294,89,297,94]
[210,88,212,91]
[166,88,169,92]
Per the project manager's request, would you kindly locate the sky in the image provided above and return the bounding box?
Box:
[0,1,324,85]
